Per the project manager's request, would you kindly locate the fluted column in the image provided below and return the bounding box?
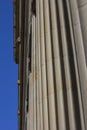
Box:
[36,0,43,130]
[39,0,49,130]
[43,0,57,130]
[77,0,87,63]
[32,15,37,130]
[69,0,87,128]
[57,0,77,129]
[65,1,85,129]
[15,0,87,130]
[49,0,67,129]
[28,73,33,130]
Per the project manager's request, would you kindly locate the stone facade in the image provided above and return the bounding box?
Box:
[14,0,87,130]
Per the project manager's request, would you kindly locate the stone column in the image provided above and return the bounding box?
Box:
[69,0,87,128]
[43,0,57,130]
[39,0,49,129]
[57,0,76,129]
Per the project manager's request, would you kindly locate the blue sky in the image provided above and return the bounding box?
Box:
[0,0,18,130]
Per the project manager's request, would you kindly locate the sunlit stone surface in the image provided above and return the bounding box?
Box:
[14,0,87,130]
